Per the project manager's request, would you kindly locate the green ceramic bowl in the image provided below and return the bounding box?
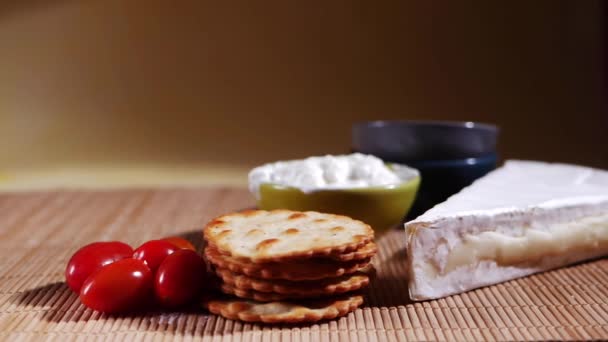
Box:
[256,170,420,234]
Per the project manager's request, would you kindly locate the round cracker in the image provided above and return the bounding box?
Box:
[215,267,371,295]
[329,241,377,261]
[220,283,311,302]
[208,240,377,262]
[202,294,364,323]
[205,247,371,281]
[203,210,373,263]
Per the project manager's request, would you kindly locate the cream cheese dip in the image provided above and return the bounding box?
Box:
[248,153,419,199]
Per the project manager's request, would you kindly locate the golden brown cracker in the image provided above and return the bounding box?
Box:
[202,294,364,323]
[215,267,371,295]
[220,283,310,302]
[205,246,371,281]
[203,210,373,263]
[329,241,377,261]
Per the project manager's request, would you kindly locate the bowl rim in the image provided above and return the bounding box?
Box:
[259,174,421,194]
[353,120,499,133]
[405,154,498,168]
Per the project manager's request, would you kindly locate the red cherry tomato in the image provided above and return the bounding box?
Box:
[80,258,153,313]
[65,241,133,293]
[154,249,207,308]
[162,237,196,251]
[132,240,178,272]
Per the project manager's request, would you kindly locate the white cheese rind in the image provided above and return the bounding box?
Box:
[413,160,608,222]
[405,160,608,301]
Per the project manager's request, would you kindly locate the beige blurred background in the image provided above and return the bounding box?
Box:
[0,1,606,189]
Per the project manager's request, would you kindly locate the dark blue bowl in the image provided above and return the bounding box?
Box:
[404,154,498,218]
[352,120,500,219]
[352,120,498,161]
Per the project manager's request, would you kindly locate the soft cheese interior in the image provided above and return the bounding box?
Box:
[405,160,608,301]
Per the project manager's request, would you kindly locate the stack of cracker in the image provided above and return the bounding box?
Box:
[202,209,377,323]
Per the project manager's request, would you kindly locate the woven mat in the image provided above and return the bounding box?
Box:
[0,188,606,341]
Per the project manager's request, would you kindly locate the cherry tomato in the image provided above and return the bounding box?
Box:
[79,258,152,313]
[154,249,207,308]
[132,240,178,272]
[65,241,133,293]
[162,237,196,251]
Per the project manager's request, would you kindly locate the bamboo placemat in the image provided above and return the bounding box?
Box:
[0,188,606,341]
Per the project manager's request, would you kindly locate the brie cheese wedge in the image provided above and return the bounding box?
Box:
[405,160,608,300]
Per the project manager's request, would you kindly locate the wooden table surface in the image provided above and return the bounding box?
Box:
[0,188,607,341]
